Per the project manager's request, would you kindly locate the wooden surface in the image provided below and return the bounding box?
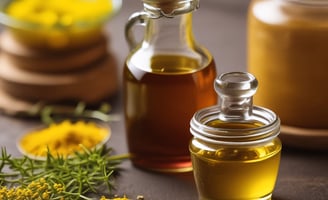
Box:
[0,0,327,199]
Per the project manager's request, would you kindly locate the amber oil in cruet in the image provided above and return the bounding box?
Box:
[190,72,282,199]
[124,0,217,172]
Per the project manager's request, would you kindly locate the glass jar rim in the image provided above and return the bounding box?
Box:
[190,105,280,146]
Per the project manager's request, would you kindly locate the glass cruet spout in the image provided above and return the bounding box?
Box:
[214,71,258,121]
[142,0,200,16]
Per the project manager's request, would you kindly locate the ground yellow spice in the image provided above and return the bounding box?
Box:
[5,0,113,27]
[19,120,110,158]
[4,0,115,48]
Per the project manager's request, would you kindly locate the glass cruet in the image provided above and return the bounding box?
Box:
[190,72,282,200]
[123,0,217,172]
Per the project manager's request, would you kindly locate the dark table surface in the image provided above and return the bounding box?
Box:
[0,0,327,200]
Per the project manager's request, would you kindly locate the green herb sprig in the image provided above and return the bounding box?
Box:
[0,146,129,200]
[11,101,121,125]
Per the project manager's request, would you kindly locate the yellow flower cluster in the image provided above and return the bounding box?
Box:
[19,120,110,158]
[1,182,142,200]
[101,196,126,200]
[0,178,64,200]
[6,0,113,28]
[101,195,145,200]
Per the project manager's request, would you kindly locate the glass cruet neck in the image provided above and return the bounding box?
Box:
[142,13,197,55]
[215,72,258,121]
[142,0,198,50]
[142,0,200,18]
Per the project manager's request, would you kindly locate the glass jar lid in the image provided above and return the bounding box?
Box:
[190,72,280,146]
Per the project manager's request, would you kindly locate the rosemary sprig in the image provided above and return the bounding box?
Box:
[13,102,121,125]
[39,102,121,125]
[0,146,129,200]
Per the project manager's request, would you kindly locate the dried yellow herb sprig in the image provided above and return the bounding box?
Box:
[101,195,145,200]
[0,146,129,200]
[0,178,64,200]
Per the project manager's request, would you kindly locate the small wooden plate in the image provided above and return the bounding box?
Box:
[0,88,34,115]
[0,31,109,73]
[280,125,328,151]
[0,54,118,104]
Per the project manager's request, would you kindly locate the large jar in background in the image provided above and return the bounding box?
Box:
[124,0,217,172]
[248,0,328,149]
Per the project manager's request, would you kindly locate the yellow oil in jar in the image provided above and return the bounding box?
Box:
[190,121,282,200]
[124,54,217,172]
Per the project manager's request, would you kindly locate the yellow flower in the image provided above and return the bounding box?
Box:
[42,191,50,199]
[108,195,131,200]
[54,183,64,193]
[32,191,39,199]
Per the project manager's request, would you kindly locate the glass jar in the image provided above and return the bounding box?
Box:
[190,72,281,200]
[248,0,328,129]
[124,0,217,172]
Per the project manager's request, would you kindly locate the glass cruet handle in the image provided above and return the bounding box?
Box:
[125,11,150,50]
[214,72,259,121]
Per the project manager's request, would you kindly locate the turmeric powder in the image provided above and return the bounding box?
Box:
[3,0,118,48]
[6,0,113,27]
[18,120,110,158]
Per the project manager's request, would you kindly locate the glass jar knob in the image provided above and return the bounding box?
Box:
[215,72,258,121]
